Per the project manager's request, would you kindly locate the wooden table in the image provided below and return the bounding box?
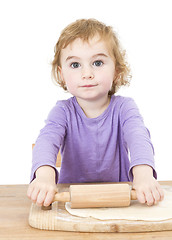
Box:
[0,182,172,239]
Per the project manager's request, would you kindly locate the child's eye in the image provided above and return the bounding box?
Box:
[93,60,104,67]
[70,62,81,68]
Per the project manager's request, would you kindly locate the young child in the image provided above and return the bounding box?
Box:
[27,18,164,208]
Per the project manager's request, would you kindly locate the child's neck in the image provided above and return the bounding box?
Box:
[76,96,111,118]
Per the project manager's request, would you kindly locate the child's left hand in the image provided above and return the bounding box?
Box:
[132,165,164,206]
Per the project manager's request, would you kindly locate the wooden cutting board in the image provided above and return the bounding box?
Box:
[29,185,172,233]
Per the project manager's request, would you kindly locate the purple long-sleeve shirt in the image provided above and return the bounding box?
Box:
[31,95,157,183]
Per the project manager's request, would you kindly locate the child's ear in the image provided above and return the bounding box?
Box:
[58,66,67,90]
[58,66,64,81]
[114,68,120,84]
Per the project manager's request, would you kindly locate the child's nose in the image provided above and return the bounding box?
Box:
[81,67,94,80]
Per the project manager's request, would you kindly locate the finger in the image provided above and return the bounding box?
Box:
[145,191,154,206]
[156,185,164,201]
[31,188,40,203]
[151,188,161,204]
[27,185,33,199]
[159,188,164,201]
[44,190,55,207]
[153,182,164,202]
[136,191,146,204]
[36,190,47,207]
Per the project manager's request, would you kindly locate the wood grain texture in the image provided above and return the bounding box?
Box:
[69,184,131,208]
[29,201,172,233]
[52,184,137,208]
[0,183,172,239]
[29,182,172,233]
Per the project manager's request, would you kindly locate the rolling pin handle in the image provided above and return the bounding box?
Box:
[41,192,70,211]
[53,192,70,203]
[131,189,137,200]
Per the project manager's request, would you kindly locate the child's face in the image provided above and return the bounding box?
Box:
[59,36,116,102]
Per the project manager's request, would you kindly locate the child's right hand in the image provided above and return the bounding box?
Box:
[27,166,57,207]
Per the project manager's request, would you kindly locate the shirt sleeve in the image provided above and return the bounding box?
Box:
[120,97,157,181]
[30,102,67,183]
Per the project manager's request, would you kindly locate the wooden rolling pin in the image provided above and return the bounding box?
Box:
[53,184,137,209]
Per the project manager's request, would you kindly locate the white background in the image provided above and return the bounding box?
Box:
[0,0,171,184]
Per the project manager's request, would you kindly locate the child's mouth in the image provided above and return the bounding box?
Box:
[82,85,97,88]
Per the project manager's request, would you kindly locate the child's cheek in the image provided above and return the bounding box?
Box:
[98,73,114,91]
[65,75,78,93]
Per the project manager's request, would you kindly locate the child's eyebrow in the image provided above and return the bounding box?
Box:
[65,56,79,62]
[65,53,108,62]
[93,53,109,58]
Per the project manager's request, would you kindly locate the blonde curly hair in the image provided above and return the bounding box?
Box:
[52,19,131,95]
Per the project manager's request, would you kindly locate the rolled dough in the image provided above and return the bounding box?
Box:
[65,186,172,221]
